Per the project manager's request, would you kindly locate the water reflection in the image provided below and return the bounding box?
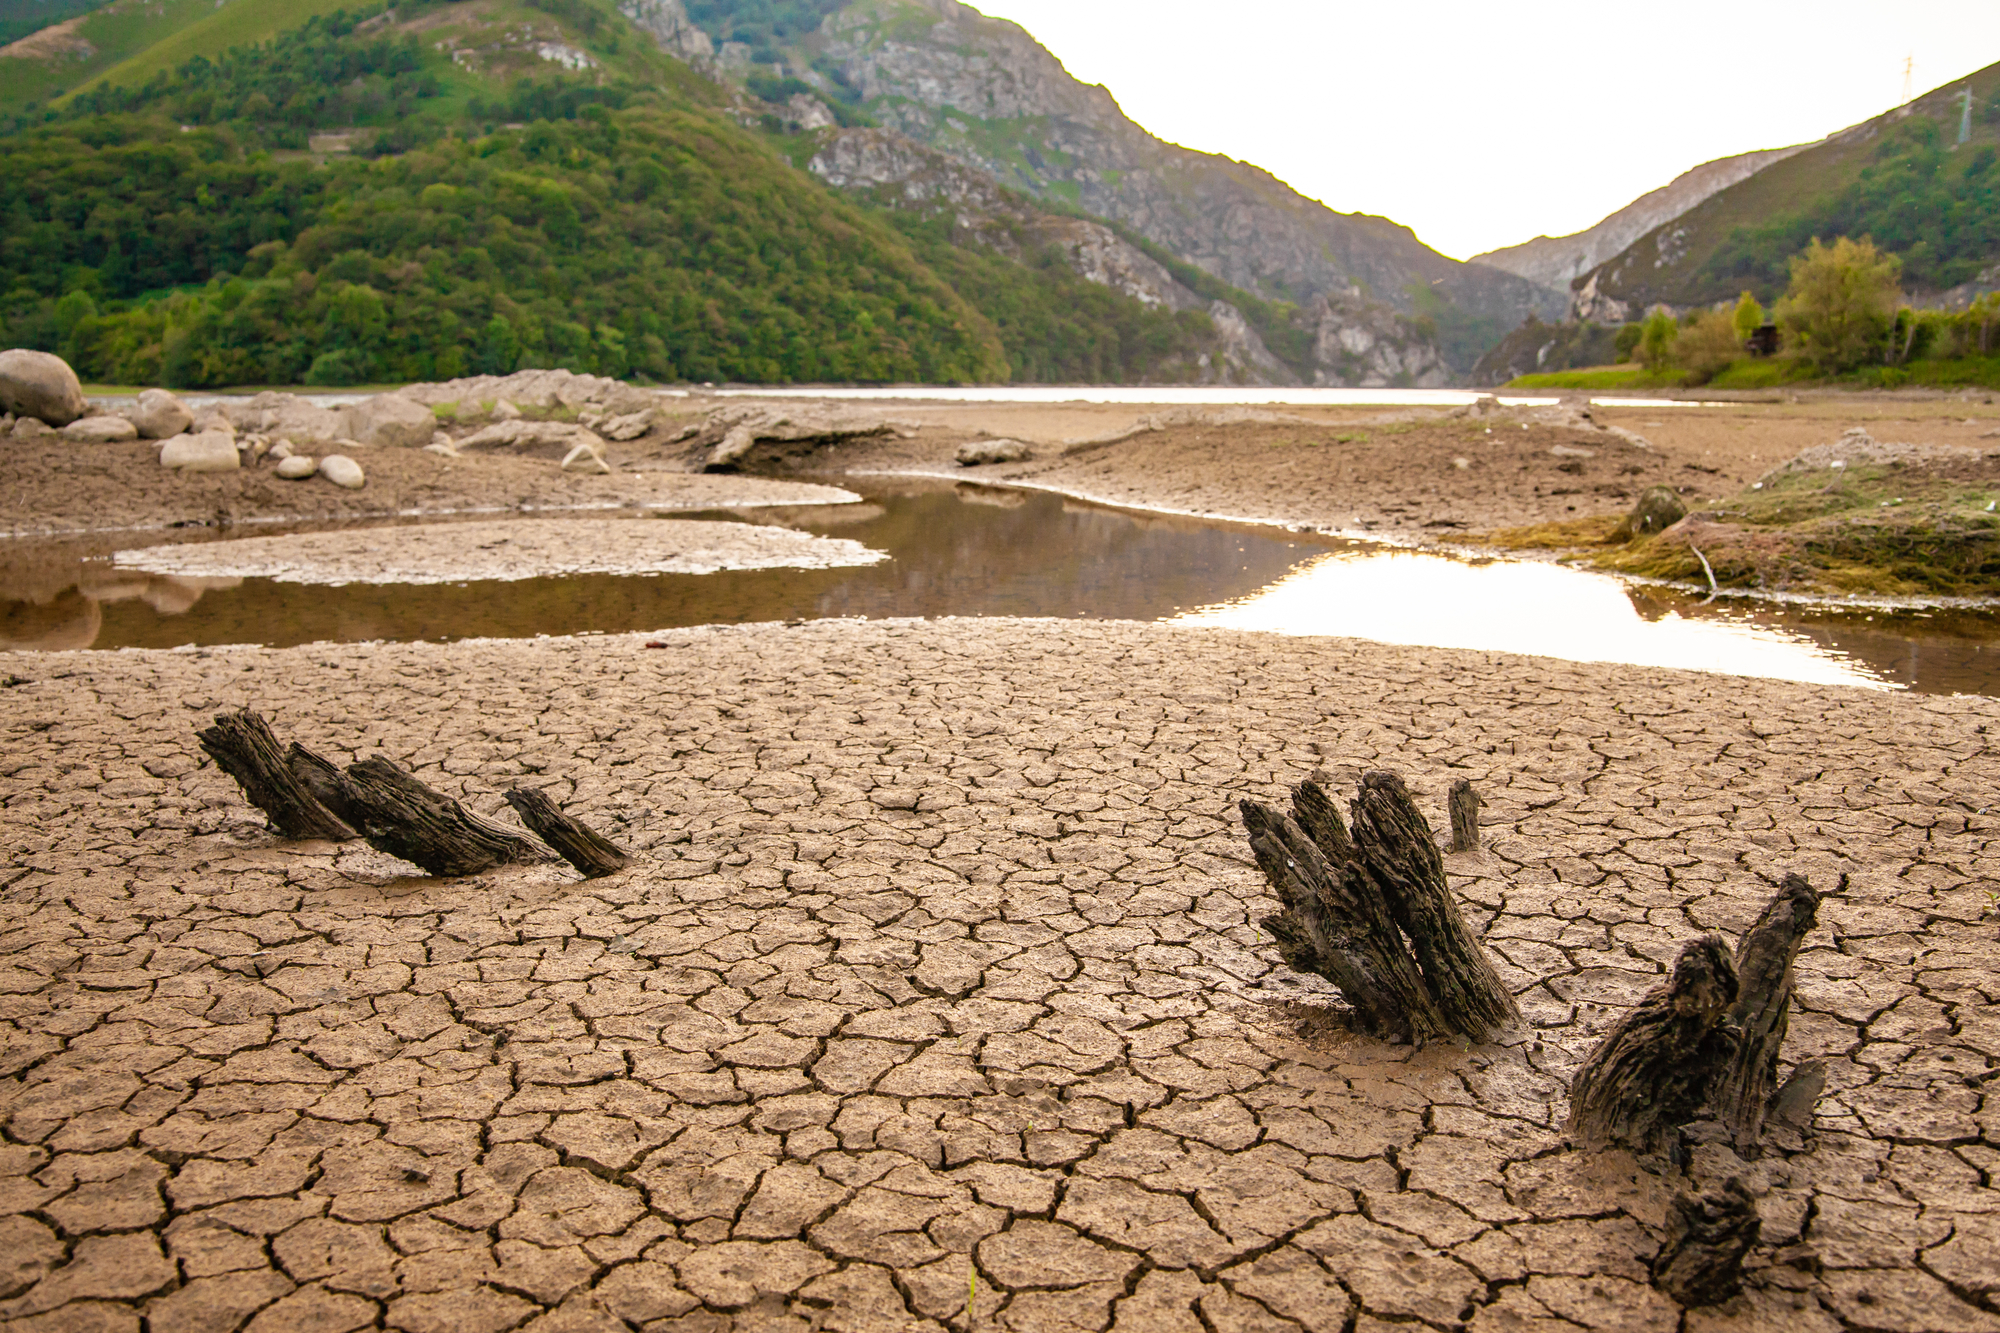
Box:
[1,571,241,651]
[1174,553,1888,688]
[3,482,1997,695]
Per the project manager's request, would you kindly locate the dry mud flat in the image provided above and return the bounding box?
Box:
[2,619,1997,1333]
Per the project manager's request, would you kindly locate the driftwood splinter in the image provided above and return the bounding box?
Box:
[1709,873,1825,1153]
[1448,778,1481,853]
[335,756,554,877]
[197,710,357,842]
[1651,1178,1761,1307]
[1242,770,1516,1043]
[504,787,631,878]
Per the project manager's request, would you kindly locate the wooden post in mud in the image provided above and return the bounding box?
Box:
[196,710,357,842]
[1652,1179,1761,1307]
[1240,770,1517,1043]
[503,787,630,878]
[333,756,554,877]
[1448,779,1481,853]
[1567,875,1828,1158]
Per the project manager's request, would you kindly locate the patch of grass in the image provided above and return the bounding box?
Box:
[1504,366,1658,390]
[1464,515,1624,550]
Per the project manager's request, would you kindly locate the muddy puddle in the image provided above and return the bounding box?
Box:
[3,480,1996,694]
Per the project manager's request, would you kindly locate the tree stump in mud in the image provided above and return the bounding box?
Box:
[1448,779,1481,853]
[1652,1178,1761,1307]
[1567,876,1829,1158]
[1241,771,1517,1043]
[503,787,630,878]
[285,742,364,829]
[196,710,357,842]
[1709,873,1825,1153]
[1566,935,1739,1155]
[334,756,554,877]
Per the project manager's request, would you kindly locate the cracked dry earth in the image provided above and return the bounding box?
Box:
[1,618,1997,1333]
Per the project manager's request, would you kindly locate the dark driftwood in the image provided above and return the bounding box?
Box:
[504,787,630,878]
[1242,771,1516,1043]
[197,710,357,842]
[1566,935,1740,1154]
[1242,799,1446,1043]
[286,742,364,829]
[334,756,553,877]
[1448,779,1481,853]
[1350,772,1518,1038]
[1652,1178,1761,1307]
[1710,873,1823,1152]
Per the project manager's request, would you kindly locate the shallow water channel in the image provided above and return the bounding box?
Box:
[4,479,1997,695]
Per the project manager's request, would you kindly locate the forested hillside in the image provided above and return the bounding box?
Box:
[0,0,1254,386]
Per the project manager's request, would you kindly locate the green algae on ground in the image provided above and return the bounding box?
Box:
[1595,460,2000,597]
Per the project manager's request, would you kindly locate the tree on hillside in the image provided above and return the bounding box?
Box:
[1635,308,1678,369]
[1731,290,1763,340]
[1774,237,1901,372]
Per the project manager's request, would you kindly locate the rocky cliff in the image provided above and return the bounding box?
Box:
[1472,145,1805,293]
[651,0,1562,374]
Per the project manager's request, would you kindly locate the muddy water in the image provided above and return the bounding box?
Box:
[2,480,1996,694]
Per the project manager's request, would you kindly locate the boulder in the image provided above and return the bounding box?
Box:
[1615,486,1688,541]
[340,393,436,448]
[956,438,1034,466]
[0,349,87,426]
[160,431,242,473]
[10,416,54,441]
[596,409,656,441]
[62,415,140,444]
[319,454,365,489]
[221,391,343,445]
[127,388,193,439]
[275,455,318,480]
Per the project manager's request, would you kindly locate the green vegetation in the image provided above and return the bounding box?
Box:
[1594,461,2000,598]
[1774,236,1901,372]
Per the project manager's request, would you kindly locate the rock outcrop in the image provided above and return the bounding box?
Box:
[341,393,437,449]
[1307,293,1448,388]
[0,348,87,426]
[616,0,713,64]
[221,392,346,446]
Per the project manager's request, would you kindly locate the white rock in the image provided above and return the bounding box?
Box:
[220,391,342,444]
[340,393,437,448]
[269,439,296,460]
[494,398,522,420]
[275,455,318,480]
[126,388,193,439]
[956,438,1034,466]
[62,415,139,444]
[598,409,655,441]
[0,348,86,425]
[319,454,365,489]
[160,431,241,472]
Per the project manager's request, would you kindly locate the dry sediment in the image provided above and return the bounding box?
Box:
[1,618,1995,1332]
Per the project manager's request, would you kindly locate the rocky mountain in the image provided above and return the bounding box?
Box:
[649,0,1562,372]
[1564,60,2000,322]
[1472,144,1806,292]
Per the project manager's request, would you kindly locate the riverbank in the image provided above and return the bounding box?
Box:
[2,617,1994,1332]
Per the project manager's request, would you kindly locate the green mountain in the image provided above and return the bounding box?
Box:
[1570,61,2000,319]
[0,0,1515,387]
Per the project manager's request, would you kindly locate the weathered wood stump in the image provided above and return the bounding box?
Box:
[1710,873,1823,1152]
[1567,876,1828,1159]
[1241,771,1517,1043]
[503,787,630,878]
[334,756,554,877]
[1448,778,1481,853]
[1652,1178,1761,1307]
[196,710,357,842]
[285,742,364,829]
[1566,935,1739,1155]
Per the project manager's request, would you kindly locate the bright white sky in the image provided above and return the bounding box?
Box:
[970,0,2000,261]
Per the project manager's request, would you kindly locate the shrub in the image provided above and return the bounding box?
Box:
[1731,290,1764,339]
[1635,308,1679,368]
[1774,237,1901,372]
[1673,310,1745,384]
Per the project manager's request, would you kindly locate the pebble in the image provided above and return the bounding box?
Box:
[275,454,318,480]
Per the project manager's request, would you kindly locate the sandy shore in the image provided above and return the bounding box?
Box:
[2,617,1996,1332]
